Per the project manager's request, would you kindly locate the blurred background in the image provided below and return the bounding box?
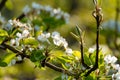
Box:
[0,0,120,80]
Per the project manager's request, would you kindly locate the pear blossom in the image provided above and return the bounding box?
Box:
[104,55,117,64]
[88,48,95,53]
[112,72,120,80]
[9,59,16,66]
[44,6,52,12]
[23,5,31,14]
[22,29,30,38]
[51,31,60,39]
[65,48,73,56]
[37,33,50,42]
[10,38,20,47]
[17,55,22,61]
[16,32,22,38]
[32,2,41,10]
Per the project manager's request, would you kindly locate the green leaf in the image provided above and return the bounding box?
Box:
[2,53,16,64]
[0,37,5,44]
[54,76,62,80]
[76,25,82,36]
[0,29,8,36]
[23,37,39,45]
[0,62,7,67]
[0,52,16,67]
[5,0,13,10]
[83,75,94,80]
[30,50,45,62]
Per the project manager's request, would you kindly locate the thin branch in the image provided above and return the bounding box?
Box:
[1,43,78,77]
[16,13,25,20]
[45,62,77,76]
[85,0,103,76]
[2,43,23,54]
[0,0,7,11]
[80,35,90,69]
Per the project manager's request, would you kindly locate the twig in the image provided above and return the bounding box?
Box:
[1,42,78,77]
[45,62,77,76]
[2,43,23,54]
[16,13,25,20]
[76,26,90,69]
[0,0,7,11]
[85,0,103,76]
[79,32,90,69]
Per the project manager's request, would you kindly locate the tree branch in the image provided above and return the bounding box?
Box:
[17,13,25,20]
[80,35,90,69]
[1,43,78,77]
[85,0,102,76]
[45,62,77,76]
[0,0,7,11]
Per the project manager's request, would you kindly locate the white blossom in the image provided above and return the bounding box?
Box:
[8,59,16,66]
[63,13,70,23]
[37,33,50,42]
[44,6,52,12]
[112,64,120,71]
[88,48,95,53]
[32,2,41,10]
[65,48,73,56]
[22,29,30,38]
[104,55,117,64]
[51,31,60,39]
[10,39,16,46]
[23,5,31,14]
[112,72,120,80]
[52,31,68,48]
[16,32,22,38]
[17,55,22,61]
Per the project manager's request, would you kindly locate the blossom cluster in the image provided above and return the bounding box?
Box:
[9,19,32,48]
[37,31,73,56]
[8,19,72,55]
[104,55,120,80]
[22,2,70,23]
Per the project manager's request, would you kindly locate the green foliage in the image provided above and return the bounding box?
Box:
[30,50,45,62]
[23,37,39,46]
[0,51,16,67]
[5,0,13,10]
[0,29,8,44]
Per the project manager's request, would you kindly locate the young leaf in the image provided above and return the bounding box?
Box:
[76,25,82,36]
[0,52,16,67]
[0,29,8,37]
[30,50,45,62]
[23,37,39,45]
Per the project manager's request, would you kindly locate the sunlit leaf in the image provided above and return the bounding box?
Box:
[0,29,8,36]
[0,52,16,67]
[5,0,13,10]
[23,37,39,45]
[0,37,5,44]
